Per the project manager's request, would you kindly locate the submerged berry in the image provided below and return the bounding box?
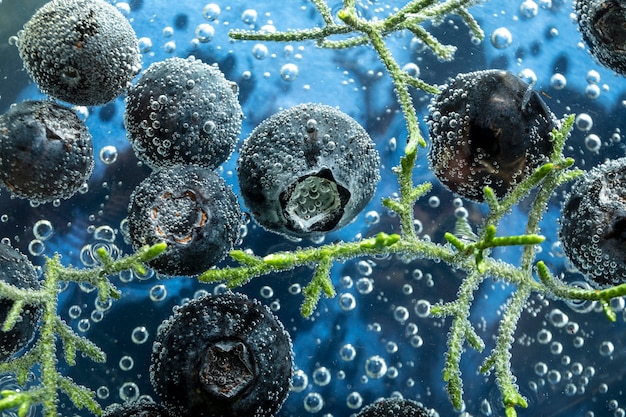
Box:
[150,293,293,417]
[426,70,555,202]
[560,157,626,287]
[17,0,141,106]
[0,242,43,362]
[102,399,170,417]
[356,398,431,417]
[0,100,94,203]
[124,57,242,169]
[237,103,380,238]
[127,165,242,276]
[575,0,626,75]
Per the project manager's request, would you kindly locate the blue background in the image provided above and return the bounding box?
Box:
[2,1,626,416]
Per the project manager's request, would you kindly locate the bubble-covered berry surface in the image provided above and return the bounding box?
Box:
[2,1,626,417]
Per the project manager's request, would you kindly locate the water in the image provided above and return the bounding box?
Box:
[1,1,626,417]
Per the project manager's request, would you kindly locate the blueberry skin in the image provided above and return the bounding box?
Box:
[576,0,626,75]
[0,100,94,203]
[426,70,555,202]
[17,0,141,106]
[237,103,380,238]
[150,293,293,417]
[103,399,171,417]
[0,243,43,363]
[356,398,431,417]
[560,157,626,287]
[127,165,242,276]
[125,57,242,170]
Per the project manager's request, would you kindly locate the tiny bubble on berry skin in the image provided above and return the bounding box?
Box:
[237,103,380,238]
[426,69,555,202]
[560,157,626,287]
[150,292,293,417]
[127,165,242,277]
[17,0,141,106]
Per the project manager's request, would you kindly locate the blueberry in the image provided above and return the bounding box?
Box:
[17,0,141,106]
[150,293,293,417]
[426,70,555,202]
[0,100,94,203]
[127,165,242,276]
[576,0,626,75]
[237,103,380,238]
[0,242,43,363]
[356,398,431,417]
[103,399,171,417]
[560,157,626,287]
[124,57,242,170]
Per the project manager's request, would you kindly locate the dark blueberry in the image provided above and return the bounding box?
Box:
[124,57,242,170]
[426,70,555,202]
[356,398,431,417]
[0,100,94,203]
[127,165,242,276]
[560,157,626,287]
[103,398,171,417]
[17,0,141,106]
[0,242,43,362]
[576,0,626,75]
[237,103,380,238]
[150,293,293,417]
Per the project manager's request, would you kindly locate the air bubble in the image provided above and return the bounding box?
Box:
[339,293,356,311]
[149,285,167,302]
[356,278,373,294]
[364,355,387,379]
[490,27,512,49]
[520,0,539,18]
[550,73,567,90]
[312,367,331,386]
[291,370,308,392]
[131,326,149,344]
[346,392,363,409]
[414,299,431,317]
[304,392,324,413]
[575,113,593,132]
[393,306,409,323]
[548,309,569,328]
[195,23,215,42]
[252,44,269,59]
[99,146,119,165]
[599,341,615,356]
[280,63,299,81]
[119,355,134,371]
[584,134,601,152]
[340,344,357,361]
[402,63,420,78]
[202,3,220,20]
[241,9,258,24]
[119,382,140,402]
